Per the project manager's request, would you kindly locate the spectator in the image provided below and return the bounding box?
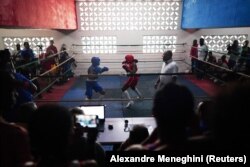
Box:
[12,43,22,65]
[190,39,198,73]
[14,72,37,108]
[21,42,35,63]
[206,51,217,80]
[69,107,105,167]
[119,124,149,151]
[29,104,72,166]
[154,50,178,89]
[207,51,216,64]
[15,102,37,130]
[227,40,242,70]
[196,38,208,79]
[212,81,250,150]
[215,55,229,83]
[151,83,195,150]
[59,44,72,83]
[0,115,33,167]
[239,40,250,72]
[46,40,58,56]
[0,49,27,121]
[0,49,33,165]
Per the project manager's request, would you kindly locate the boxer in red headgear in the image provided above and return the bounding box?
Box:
[122,54,143,108]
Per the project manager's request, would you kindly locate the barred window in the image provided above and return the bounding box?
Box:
[143,35,177,53]
[79,0,180,31]
[3,37,53,55]
[201,35,248,52]
[81,36,117,54]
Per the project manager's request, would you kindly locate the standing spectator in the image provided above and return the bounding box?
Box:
[190,39,198,73]
[59,44,71,82]
[227,40,242,70]
[196,38,208,79]
[21,42,35,63]
[46,40,58,56]
[12,43,22,65]
[239,40,250,72]
[207,51,216,64]
[154,50,178,89]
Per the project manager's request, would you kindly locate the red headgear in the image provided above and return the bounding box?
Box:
[125,54,134,63]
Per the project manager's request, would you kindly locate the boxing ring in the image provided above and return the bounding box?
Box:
[15,43,250,118]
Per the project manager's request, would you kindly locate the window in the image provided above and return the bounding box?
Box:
[79,0,180,31]
[3,37,53,55]
[81,36,117,54]
[201,35,248,52]
[143,35,177,53]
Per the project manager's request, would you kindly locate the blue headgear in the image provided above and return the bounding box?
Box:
[91,57,100,66]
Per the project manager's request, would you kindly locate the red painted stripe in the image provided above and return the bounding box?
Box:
[35,77,76,106]
[185,75,219,96]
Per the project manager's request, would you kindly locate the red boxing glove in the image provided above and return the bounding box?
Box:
[122,64,129,72]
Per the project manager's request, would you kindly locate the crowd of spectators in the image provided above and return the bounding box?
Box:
[190,38,250,84]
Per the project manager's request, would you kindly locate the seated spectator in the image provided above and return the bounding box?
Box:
[119,124,149,151]
[0,105,33,167]
[148,83,196,151]
[214,55,229,84]
[68,107,105,167]
[196,100,214,135]
[14,72,37,108]
[0,49,29,122]
[15,102,37,130]
[207,51,217,64]
[29,104,73,166]
[212,81,250,150]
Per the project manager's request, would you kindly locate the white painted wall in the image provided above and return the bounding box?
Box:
[0,1,249,76]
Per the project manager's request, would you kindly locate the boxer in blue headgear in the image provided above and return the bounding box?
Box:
[85,57,109,100]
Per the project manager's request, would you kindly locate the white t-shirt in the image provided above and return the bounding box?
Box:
[198,44,208,61]
[159,60,178,86]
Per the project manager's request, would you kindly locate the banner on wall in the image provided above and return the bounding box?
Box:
[0,0,77,30]
[181,0,250,29]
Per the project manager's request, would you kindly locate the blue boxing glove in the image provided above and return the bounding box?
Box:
[101,67,109,72]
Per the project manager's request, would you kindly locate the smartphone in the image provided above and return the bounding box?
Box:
[75,114,98,128]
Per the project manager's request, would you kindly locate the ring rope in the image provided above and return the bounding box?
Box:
[31,53,76,82]
[33,67,72,98]
[72,51,186,55]
[190,56,250,78]
[76,58,186,64]
[35,96,210,103]
[72,43,186,47]
[15,49,69,70]
[182,59,227,84]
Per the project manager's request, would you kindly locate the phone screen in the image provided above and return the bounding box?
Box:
[75,115,98,128]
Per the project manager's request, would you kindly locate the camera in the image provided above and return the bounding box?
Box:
[75,114,98,128]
